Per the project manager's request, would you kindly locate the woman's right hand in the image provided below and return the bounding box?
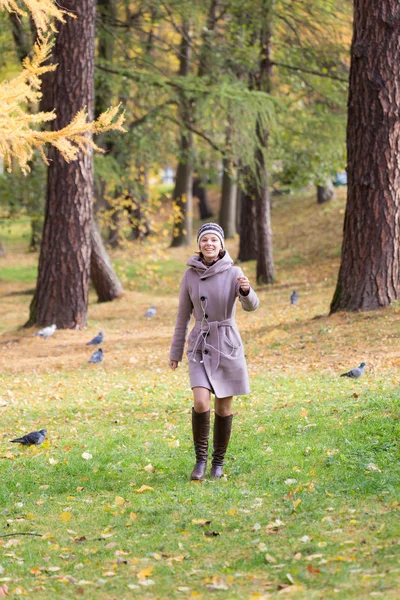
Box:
[169,360,179,370]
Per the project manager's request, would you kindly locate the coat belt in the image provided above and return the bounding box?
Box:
[192,318,236,375]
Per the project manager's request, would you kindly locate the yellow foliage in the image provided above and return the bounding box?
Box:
[0,1,125,173]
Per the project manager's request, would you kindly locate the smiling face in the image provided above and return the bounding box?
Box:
[199,234,222,261]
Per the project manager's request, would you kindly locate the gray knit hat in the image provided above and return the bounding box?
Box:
[197,222,225,248]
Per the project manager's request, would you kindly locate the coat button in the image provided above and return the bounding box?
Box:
[200,296,206,301]
[205,314,209,319]
[204,349,209,354]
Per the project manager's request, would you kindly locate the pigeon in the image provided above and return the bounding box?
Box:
[88,348,103,363]
[340,362,366,378]
[290,290,299,305]
[144,306,156,318]
[86,331,103,346]
[11,429,47,446]
[34,324,57,339]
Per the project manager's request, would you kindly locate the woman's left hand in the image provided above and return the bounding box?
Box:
[237,275,250,293]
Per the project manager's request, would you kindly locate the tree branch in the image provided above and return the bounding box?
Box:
[271,61,348,83]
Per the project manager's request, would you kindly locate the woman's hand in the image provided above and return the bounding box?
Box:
[237,275,250,294]
[169,360,179,370]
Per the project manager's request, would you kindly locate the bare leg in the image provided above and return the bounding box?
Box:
[214,396,233,416]
[193,386,212,413]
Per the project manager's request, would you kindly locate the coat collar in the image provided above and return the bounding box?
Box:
[186,250,234,279]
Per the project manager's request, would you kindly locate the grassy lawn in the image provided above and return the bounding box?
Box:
[0,189,399,599]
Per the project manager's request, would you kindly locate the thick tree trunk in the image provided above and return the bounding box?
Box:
[250,1,275,283]
[171,27,193,247]
[170,138,193,247]
[90,221,123,302]
[29,0,95,328]
[193,177,213,220]
[219,159,237,238]
[255,146,274,283]
[237,186,258,262]
[330,0,400,313]
[317,181,335,204]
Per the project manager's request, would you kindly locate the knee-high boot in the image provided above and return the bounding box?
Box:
[210,413,233,479]
[190,408,210,480]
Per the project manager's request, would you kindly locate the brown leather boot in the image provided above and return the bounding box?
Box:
[210,413,233,479]
[190,408,210,480]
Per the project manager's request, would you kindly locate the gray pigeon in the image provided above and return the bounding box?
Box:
[86,331,103,346]
[88,348,103,363]
[144,306,156,318]
[34,324,57,339]
[290,290,299,305]
[340,362,366,378]
[11,429,47,446]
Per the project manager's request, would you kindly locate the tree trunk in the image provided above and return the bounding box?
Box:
[330,0,400,313]
[28,0,95,328]
[171,26,193,247]
[317,181,335,204]
[219,159,237,238]
[90,220,123,302]
[0,242,5,257]
[170,139,193,247]
[255,144,274,283]
[249,0,275,283]
[237,186,258,262]
[193,177,213,220]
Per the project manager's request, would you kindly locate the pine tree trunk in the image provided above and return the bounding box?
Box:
[170,139,193,247]
[193,177,213,220]
[255,145,274,283]
[171,27,193,247]
[29,0,95,328]
[238,185,258,262]
[90,221,123,302]
[219,159,237,238]
[331,0,400,312]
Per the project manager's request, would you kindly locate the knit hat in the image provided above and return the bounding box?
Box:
[197,223,225,248]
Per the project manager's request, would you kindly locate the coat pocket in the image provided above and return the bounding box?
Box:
[221,327,241,350]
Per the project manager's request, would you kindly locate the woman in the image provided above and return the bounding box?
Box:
[169,223,259,480]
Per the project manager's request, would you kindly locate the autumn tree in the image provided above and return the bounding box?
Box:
[29,0,122,327]
[330,0,400,312]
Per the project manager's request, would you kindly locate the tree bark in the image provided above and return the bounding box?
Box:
[237,185,258,262]
[248,0,275,283]
[219,159,237,238]
[317,181,335,204]
[330,0,400,312]
[90,221,123,302]
[193,177,213,220]
[171,26,193,247]
[28,0,95,328]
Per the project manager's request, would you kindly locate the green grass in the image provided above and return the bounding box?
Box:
[0,370,399,599]
[0,189,399,598]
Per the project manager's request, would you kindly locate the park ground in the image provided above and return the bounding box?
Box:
[0,188,399,599]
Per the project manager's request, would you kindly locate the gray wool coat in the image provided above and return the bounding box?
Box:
[169,251,259,398]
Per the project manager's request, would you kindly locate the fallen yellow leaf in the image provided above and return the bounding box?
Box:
[115,496,125,505]
[137,566,153,580]
[59,512,73,522]
[134,485,154,493]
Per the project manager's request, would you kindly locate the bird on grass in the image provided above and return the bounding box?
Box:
[33,324,57,339]
[86,331,103,346]
[11,429,47,446]
[88,348,103,363]
[340,362,366,378]
[144,306,156,318]
[290,291,299,306]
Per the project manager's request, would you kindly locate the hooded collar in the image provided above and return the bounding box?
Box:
[186,249,234,279]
